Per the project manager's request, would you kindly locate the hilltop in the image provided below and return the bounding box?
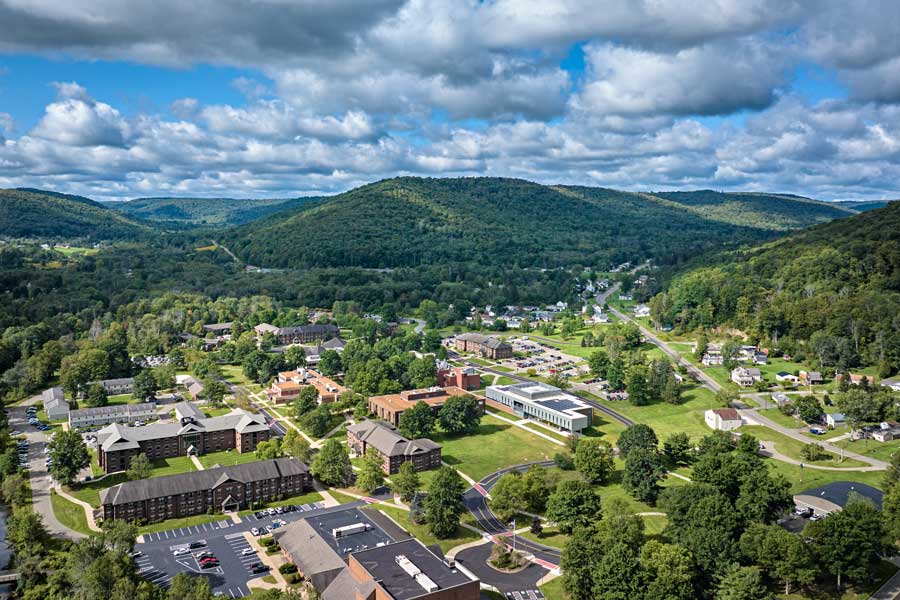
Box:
[107,195,316,227]
[653,200,900,374]
[0,188,151,240]
[226,177,856,270]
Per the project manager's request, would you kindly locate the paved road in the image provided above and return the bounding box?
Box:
[6,397,87,540]
[606,305,889,471]
[136,500,345,597]
[464,462,562,569]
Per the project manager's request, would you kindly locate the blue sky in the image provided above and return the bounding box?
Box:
[0,1,898,201]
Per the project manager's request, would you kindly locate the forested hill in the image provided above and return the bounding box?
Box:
[652,190,856,230]
[0,188,151,240]
[107,195,316,227]
[652,201,900,374]
[226,177,855,270]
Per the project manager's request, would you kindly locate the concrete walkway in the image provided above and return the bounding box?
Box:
[54,485,102,532]
[486,411,566,447]
[190,455,205,470]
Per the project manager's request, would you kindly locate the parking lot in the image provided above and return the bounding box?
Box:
[135,500,334,597]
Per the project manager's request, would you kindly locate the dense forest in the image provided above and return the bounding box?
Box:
[106,195,316,227]
[226,177,852,270]
[650,201,900,376]
[0,189,151,240]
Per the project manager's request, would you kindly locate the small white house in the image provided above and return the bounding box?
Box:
[825,413,846,429]
[776,372,799,383]
[731,367,762,387]
[705,408,742,431]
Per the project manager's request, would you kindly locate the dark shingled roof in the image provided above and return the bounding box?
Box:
[347,420,440,458]
[456,332,510,350]
[100,457,308,505]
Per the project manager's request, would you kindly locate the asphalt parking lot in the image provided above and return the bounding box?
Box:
[135,501,331,597]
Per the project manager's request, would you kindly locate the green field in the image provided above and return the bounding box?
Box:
[518,524,569,549]
[198,449,261,469]
[433,413,559,480]
[51,490,94,536]
[106,393,138,406]
[221,364,255,387]
[594,384,721,441]
[764,458,885,494]
[68,456,197,507]
[741,425,868,468]
[539,576,567,600]
[203,406,234,418]
[758,407,804,429]
[834,438,900,464]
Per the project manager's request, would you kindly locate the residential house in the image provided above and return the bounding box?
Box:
[800,371,824,385]
[84,378,134,396]
[731,367,762,387]
[825,413,846,429]
[705,408,742,431]
[202,322,234,335]
[633,304,651,318]
[346,420,441,475]
[100,457,309,523]
[776,372,800,384]
[772,392,791,407]
[836,373,872,386]
[873,421,900,442]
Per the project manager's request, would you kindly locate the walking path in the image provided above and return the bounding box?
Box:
[487,411,566,447]
[758,441,883,472]
[190,455,205,470]
[54,485,102,532]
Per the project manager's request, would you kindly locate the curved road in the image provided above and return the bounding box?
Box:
[464,461,562,567]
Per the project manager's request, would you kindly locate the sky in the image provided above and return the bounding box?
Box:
[1,1,899,201]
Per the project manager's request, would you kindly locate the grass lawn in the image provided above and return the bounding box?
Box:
[518,422,570,444]
[198,449,261,469]
[51,490,94,536]
[578,408,628,446]
[107,393,136,405]
[595,384,721,442]
[433,413,559,480]
[329,490,362,505]
[137,513,228,535]
[150,455,199,476]
[740,425,868,468]
[238,491,323,516]
[834,438,900,464]
[375,504,480,554]
[642,514,669,539]
[539,576,568,600]
[221,364,254,387]
[518,524,569,549]
[764,458,886,494]
[203,406,234,418]
[68,456,196,507]
[759,408,805,429]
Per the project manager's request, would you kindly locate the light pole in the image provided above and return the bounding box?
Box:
[509,519,516,553]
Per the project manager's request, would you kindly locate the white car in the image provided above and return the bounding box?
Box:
[242,548,257,556]
[250,527,262,536]
[173,548,191,556]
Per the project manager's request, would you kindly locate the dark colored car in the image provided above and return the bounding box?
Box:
[189,541,206,549]
[250,563,270,573]
[200,560,219,569]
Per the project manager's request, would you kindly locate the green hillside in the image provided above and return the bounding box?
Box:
[108,195,316,227]
[832,200,890,212]
[228,177,850,270]
[0,188,151,240]
[652,200,900,374]
[652,190,856,230]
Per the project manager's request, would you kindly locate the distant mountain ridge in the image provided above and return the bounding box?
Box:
[105,195,318,227]
[224,177,860,270]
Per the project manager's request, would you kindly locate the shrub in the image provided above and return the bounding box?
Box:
[279,563,298,574]
[260,536,276,547]
[553,452,574,470]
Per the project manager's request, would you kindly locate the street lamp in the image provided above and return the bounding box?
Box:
[508,519,516,553]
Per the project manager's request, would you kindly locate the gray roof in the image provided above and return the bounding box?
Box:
[279,324,340,337]
[347,420,440,458]
[96,408,268,451]
[71,402,157,420]
[100,457,308,506]
[277,519,348,592]
[456,332,510,350]
[87,378,135,390]
[42,387,68,411]
[202,322,233,332]
[173,402,204,421]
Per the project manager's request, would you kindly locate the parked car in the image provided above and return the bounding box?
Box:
[250,564,269,574]
[188,541,206,549]
[242,548,257,556]
[809,513,823,522]
[809,427,825,435]
[250,527,262,536]
[196,551,214,559]
[794,506,813,518]
[199,556,218,564]
[200,560,219,569]
[173,548,190,556]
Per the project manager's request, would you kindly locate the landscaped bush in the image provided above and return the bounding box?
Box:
[260,536,276,547]
[279,563,298,574]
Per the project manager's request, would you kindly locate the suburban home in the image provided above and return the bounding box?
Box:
[275,505,480,600]
[254,323,340,346]
[731,367,762,387]
[454,333,513,359]
[435,365,481,390]
[794,482,883,516]
[100,457,310,523]
[825,413,846,429]
[836,373,872,386]
[800,370,824,385]
[772,392,791,406]
[367,386,479,427]
[95,408,271,473]
[41,387,70,421]
[267,368,346,404]
[873,421,900,442]
[704,408,742,431]
[702,343,724,366]
[346,420,441,475]
[776,372,800,383]
[69,402,158,430]
[633,304,651,318]
[486,382,593,433]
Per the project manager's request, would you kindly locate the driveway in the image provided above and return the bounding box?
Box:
[6,397,86,540]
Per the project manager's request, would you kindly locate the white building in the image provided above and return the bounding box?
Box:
[486,382,592,433]
[69,402,158,429]
[731,367,762,387]
[704,408,742,431]
[41,387,70,421]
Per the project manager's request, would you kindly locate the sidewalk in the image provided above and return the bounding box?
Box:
[54,485,102,532]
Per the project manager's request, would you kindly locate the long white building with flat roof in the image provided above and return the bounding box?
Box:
[486,382,592,433]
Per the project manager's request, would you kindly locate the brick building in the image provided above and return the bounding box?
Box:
[347,420,441,474]
[454,333,513,359]
[95,408,270,473]
[266,368,347,404]
[254,323,340,345]
[100,457,310,523]
[436,365,481,391]
[367,386,481,427]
